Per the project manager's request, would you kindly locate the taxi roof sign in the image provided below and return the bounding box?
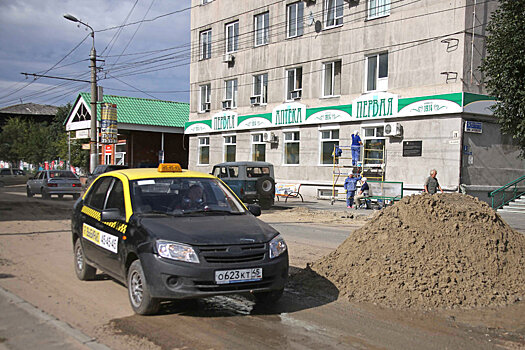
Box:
[158,163,182,172]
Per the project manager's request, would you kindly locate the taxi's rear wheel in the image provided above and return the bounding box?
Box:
[128,260,160,315]
[74,239,96,280]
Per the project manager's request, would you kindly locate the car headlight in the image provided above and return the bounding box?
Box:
[156,240,200,263]
[269,234,287,259]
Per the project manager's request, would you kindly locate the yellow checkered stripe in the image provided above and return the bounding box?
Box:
[82,206,100,221]
[81,206,128,233]
[103,221,128,234]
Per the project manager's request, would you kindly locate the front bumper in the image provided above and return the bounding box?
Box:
[140,251,289,299]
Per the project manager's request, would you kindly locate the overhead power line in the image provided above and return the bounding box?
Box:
[0,33,90,103]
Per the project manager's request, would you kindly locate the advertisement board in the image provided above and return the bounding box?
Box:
[101,103,118,144]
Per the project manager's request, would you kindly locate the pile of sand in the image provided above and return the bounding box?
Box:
[311,193,525,309]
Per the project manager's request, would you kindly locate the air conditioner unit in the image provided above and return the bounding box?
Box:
[262,131,277,143]
[222,100,232,110]
[290,90,302,100]
[250,95,261,105]
[222,53,234,63]
[384,122,402,137]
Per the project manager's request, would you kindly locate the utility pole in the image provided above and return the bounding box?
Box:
[64,14,98,173]
[89,39,98,173]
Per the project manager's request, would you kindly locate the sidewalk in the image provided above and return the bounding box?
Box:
[0,287,109,350]
[272,197,525,233]
[273,197,377,216]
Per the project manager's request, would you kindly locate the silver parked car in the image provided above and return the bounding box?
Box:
[0,168,30,187]
[26,170,82,199]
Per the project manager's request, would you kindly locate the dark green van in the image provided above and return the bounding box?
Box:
[212,162,275,209]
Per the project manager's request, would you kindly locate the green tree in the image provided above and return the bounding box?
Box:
[0,118,30,166]
[23,121,54,165]
[480,0,525,157]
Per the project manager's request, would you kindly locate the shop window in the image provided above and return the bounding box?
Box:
[223,79,237,109]
[322,60,341,97]
[284,131,300,165]
[225,21,239,54]
[223,135,236,162]
[251,133,266,161]
[365,52,388,92]
[199,84,211,112]
[320,129,339,164]
[252,73,268,105]
[287,2,304,38]
[286,67,302,101]
[362,126,385,165]
[198,137,210,165]
[254,12,269,46]
[200,29,212,60]
[368,0,390,19]
[325,0,344,28]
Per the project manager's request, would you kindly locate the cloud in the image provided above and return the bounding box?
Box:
[0,0,191,108]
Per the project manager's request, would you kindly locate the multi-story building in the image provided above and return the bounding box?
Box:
[185,0,524,201]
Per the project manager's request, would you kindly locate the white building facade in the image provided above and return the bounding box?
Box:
[185,0,524,202]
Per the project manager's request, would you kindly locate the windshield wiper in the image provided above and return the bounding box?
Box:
[182,208,243,215]
[137,210,180,217]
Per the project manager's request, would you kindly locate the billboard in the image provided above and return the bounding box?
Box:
[100,103,118,144]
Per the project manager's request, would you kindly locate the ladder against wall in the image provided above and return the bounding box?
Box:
[330,144,385,204]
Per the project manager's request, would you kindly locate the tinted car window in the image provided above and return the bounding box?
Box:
[212,167,226,178]
[105,179,125,213]
[246,167,270,177]
[0,169,10,175]
[130,177,245,214]
[228,166,239,178]
[14,170,26,175]
[85,177,113,210]
[49,171,77,178]
[40,172,46,180]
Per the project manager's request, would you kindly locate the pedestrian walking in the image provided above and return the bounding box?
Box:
[351,130,362,166]
[354,177,369,209]
[424,169,443,194]
[344,172,362,208]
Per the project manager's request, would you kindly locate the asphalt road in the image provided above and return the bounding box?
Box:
[0,185,523,350]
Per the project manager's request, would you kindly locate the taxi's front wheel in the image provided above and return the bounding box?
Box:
[127,260,160,315]
[74,239,96,280]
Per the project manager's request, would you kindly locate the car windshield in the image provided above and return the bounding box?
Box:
[49,171,77,178]
[130,177,246,215]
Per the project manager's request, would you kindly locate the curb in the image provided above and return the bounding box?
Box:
[0,286,111,350]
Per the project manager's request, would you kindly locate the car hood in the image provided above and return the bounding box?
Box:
[136,214,279,245]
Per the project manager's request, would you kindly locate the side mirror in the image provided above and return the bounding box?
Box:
[247,204,261,217]
[101,208,125,222]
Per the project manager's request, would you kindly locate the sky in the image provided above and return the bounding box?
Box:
[0,0,191,109]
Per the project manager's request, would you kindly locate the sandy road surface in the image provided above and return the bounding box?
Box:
[0,186,524,350]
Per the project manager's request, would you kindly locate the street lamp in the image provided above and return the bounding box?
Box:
[64,13,98,173]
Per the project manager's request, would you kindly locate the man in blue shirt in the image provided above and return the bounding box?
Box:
[344,172,362,208]
[351,130,362,166]
[354,177,369,209]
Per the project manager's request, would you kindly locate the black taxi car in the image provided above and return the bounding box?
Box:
[71,164,288,315]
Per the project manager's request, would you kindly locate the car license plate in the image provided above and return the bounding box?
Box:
[215,268,262,284]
